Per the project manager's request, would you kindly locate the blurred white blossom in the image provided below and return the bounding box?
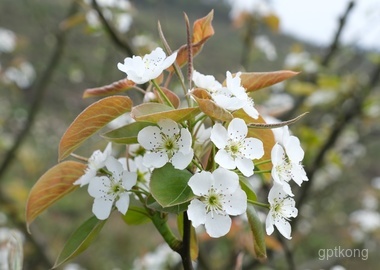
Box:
[132,243,181,270]
[0,28,16,53]
[254,35,277,61]
[3,61,36,88]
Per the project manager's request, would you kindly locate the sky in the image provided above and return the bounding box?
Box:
[272,0,380,50]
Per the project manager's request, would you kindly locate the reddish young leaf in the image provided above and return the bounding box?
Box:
[167,10,214,71]
[239,70,299,92]
[191,88,233,121]
[26,161,87,229]
[59,96,133,161]
[83,78,135,98]
[154,87,180,108]
[131,103,200,123]
[192,9,215,44]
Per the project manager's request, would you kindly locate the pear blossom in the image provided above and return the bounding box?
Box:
[187,168,247,238]
[74,142,113,187]
[266,184,298,239]
[117,47,177,84]
[192,70,222,94]
[271,126,308,196]
[210,118,264,177]
[119,156,151,188]
[88,157,137,220]
[137,119,193,170]
[192,71,259,119]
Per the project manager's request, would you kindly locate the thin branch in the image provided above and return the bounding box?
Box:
[91,0,135,57]
[321,0,355,66]
[0,2,79,269]
[0,2,76,180]
[296,60,380,211]
[280,0,356,121]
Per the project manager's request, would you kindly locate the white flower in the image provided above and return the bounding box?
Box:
[187,168,247,238]
[266,184,298,239]
[214,71,259,119]
[137,119,193,170]
[88,157,137,220]
[119,156,151,187]
[192,70,222,94]
[117,47,177,84]
[192,71,259,119]
[74,142,113,187]
[210,118,264,177]
[271,126,308,195]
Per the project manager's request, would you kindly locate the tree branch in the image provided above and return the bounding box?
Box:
[91,0,135,57]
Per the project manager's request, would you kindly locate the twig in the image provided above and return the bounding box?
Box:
[321,0,355,66]
[91,0,135,57]
[296,61,380,211]
[280,0,356,121]
[0,2,79,268]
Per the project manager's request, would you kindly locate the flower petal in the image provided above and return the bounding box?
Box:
[187,199,207,227]
[171,149,193,170]
[243,101,259,119]
[285,136,304,162]
[178,128,192,152]
[235,157,254,177]
[215,150,236,170]
[115,193,130,215]
[161,50,178,70]
[105,157,123,178]
[188,171,213,196]
[88,176,110,198]
[210,123,228,149]
[143,151,168,168]
[265,212,275,235]
[242,138,264,160]
[228,118,248,142]
[157,119,179,138]
[271,143,285,166]
[138,126,162,150]
[205,212,231,238]
[223,188,247,216]
[274,216,292,239]
[92,197,113,220]
[122,171,137,190]
[212,168,239,194]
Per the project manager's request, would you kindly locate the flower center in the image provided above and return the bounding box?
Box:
[225,140,242,158]
[159,133,180,159]
[202,189,224,217]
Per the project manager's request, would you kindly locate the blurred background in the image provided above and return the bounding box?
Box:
[0,0,379,269]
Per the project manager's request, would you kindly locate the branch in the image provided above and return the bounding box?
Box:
[0,2,79,268]
[91,0,135,57]
[321,0,355,66]
[296,60,380,211]
[280,0,356,120]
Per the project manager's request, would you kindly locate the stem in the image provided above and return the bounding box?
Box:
[254,159,272,166]
[151,79,174,108]
[248,200,270,209]
[254,169,271,174]
[180,211,193,270]
[150,211,182,252]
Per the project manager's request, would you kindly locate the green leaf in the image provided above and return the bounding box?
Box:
[102,121,153,144]
[246,205,267,259]
[150,164,195,207]
[122,206,151,225]
[146,195,190,214]
[53,216,106,268]
[239,176,257,202]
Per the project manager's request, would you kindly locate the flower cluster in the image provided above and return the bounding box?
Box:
[70,46,308,240]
